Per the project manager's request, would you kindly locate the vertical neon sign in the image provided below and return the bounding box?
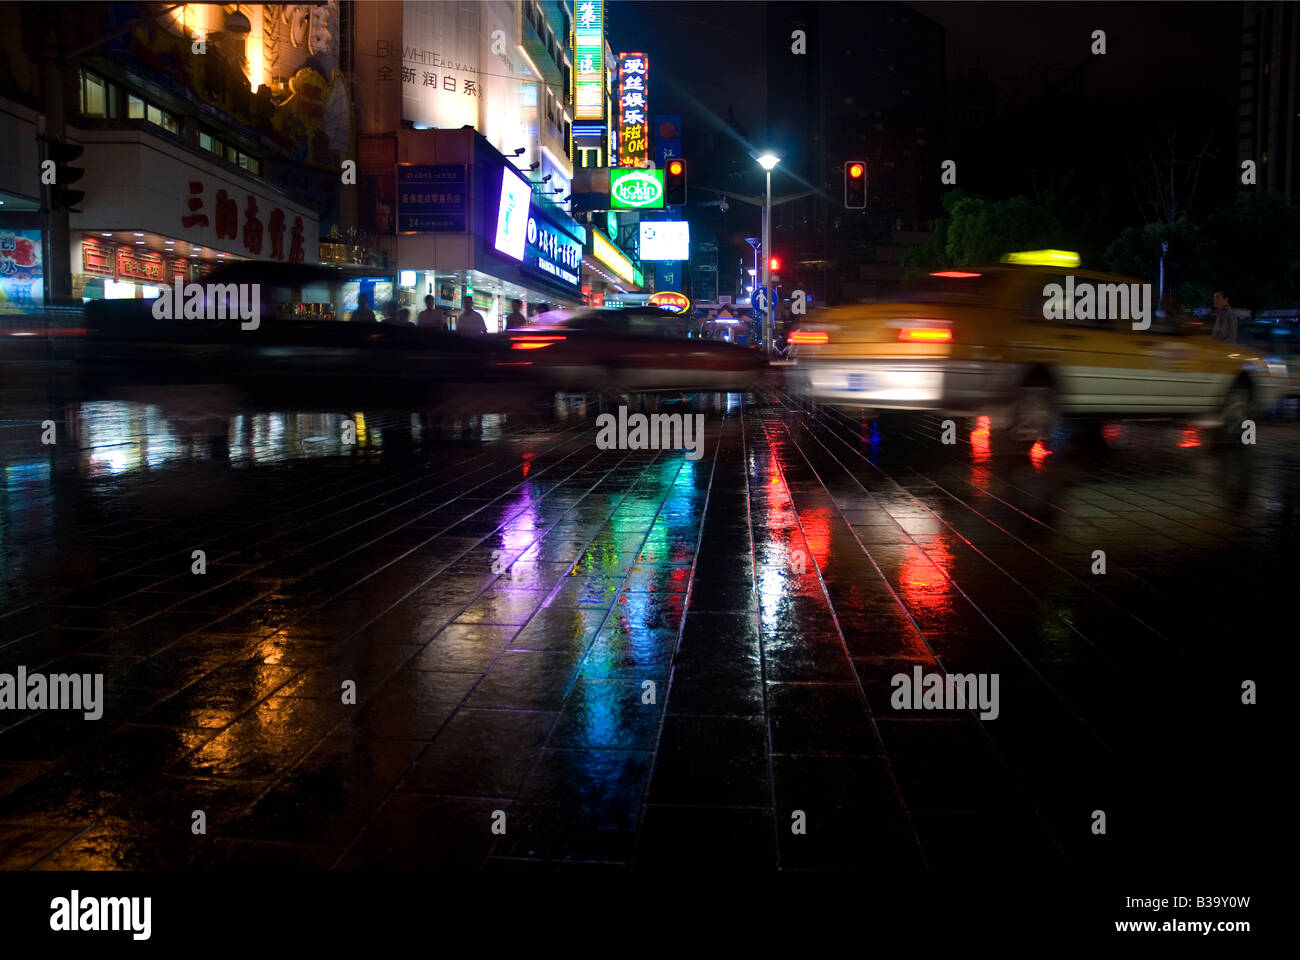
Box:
[573,0,604,121]
[617,52,649,168]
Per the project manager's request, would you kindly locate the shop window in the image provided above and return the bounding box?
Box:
[80,71,107,117]
[146,103,178,134]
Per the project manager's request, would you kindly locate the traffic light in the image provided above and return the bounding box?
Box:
[664,158,686,206]
[844,160,866,209]
[45,139,86,211]
[769,256,781,272]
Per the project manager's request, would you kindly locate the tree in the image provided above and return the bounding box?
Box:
[943,194,1069,266]
[1130,124,1214,225]
[1204,191,1300,311]
[1102,218,1214,309]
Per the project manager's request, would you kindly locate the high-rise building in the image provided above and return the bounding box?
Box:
[1239,1,1299,201]
[762,1,946,303]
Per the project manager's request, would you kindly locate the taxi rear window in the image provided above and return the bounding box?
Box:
[892,272,1010,304]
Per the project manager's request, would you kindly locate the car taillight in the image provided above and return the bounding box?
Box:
[510,335,565,350]
[898,327,952,343]
[789,330,828,345]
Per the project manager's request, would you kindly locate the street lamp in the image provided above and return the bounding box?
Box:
[754,153,780,356]
[1158,239,1169,317]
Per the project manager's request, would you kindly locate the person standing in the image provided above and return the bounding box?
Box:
[1211,290,1237,343]
[456,295,487,336]
[350,293,377,323]
[416,295,441,328]
[504,298,527,330]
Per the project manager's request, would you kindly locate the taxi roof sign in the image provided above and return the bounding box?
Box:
[1000,249,1081,267]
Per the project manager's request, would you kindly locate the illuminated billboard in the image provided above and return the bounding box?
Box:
[573,0,605,121]
[610,169,664,209]
[590,230,636,284]
[617,53,649,167]
[639,221,690,261]
[493,167,530,261]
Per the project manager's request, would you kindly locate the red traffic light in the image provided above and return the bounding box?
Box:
[848,162,864,179]
[668,159,683,176]
[769,256,781,271]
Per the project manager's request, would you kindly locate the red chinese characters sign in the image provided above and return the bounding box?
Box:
[182,180,306,262]
[116,248,167,283]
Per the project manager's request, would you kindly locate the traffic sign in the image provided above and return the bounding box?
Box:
[753,286,769,313]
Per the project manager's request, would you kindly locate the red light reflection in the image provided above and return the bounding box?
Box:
[970,416,991,463]
[1028,440,1052,467]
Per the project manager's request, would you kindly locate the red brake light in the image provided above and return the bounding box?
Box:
[789,330,828,345]
[898,327,952,343]
[929,271,982,278]
[510,335,565,350]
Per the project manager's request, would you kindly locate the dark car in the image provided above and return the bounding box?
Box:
[80,263,510,406]
[501,306,768,396]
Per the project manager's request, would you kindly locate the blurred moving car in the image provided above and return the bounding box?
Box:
[502,306,767,395]
[792,258,1289,448]
[80,264,510,406]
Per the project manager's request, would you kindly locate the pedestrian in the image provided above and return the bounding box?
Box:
[350,293,376,323]
[394,306,412,325]
[504,298,527,330]
[456,295,487,336]
[416,295,441,328]
[1211,290,1237,343]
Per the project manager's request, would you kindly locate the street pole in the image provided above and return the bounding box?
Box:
[762,169,772,358]
[1158,239,1169,315]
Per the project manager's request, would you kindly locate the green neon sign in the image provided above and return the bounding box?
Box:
[610,169,665,209]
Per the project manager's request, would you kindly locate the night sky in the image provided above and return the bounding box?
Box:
[606,1,1243,187]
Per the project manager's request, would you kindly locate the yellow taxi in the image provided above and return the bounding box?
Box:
[791,252,1288,448]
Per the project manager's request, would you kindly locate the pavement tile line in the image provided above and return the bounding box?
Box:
[815,401,1235,638]
[623,410,747,869]
[473,447,694,867]
[0,417,614,850]
[743,410,931,869]
[775,391,1178,649]
[797,396,1276,681]
[332,440,701,868]
[749,402,1070,860]
[3,412,591,637]
[0,431,500,624]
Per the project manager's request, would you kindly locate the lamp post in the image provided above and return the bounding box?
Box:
[755,153,780,357]
[1158,239,1169,316]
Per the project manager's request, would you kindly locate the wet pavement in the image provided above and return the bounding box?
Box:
[0,384,1285,871]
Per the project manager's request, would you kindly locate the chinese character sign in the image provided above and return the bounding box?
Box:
[618,53,649,168]
[573,0,604,121]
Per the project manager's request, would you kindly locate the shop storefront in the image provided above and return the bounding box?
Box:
[69,125,319,303]
[387,128,588,330]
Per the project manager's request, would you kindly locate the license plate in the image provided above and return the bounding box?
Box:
[845,372,875,392]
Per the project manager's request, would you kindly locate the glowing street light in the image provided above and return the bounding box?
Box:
[754,152,780,356]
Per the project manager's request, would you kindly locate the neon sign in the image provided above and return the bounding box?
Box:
[573,1,604,121]
[617,52,649,168]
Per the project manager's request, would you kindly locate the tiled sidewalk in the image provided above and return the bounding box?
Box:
[0,395,1282,870]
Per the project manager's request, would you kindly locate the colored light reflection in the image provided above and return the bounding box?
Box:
[1178,427,1201,448]
[897,539,955,619]
[970,415,991,463]
[1029,440,1052,467]
[1102,423,1122,442]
